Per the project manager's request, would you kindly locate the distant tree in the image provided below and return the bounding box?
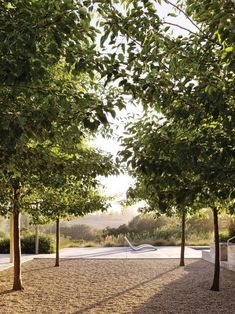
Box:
[103,224,129,237]
[128,214,158,235]
[120,116,200,266]
[25,140,115,267]
[60,224,96,241]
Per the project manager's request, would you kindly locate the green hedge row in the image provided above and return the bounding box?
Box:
[0,234,55,254]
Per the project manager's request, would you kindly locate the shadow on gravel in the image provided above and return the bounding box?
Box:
[73,266,179,314]
[133,260,235,314]
[0,289,14,296]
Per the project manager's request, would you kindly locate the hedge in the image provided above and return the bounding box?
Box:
[0,234,55,254]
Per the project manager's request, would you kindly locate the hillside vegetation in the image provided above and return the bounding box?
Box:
[44,211,235,248]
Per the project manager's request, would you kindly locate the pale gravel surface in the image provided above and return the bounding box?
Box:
[0,259,235,314]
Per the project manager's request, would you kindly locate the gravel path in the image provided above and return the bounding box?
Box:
[0,259,234,314]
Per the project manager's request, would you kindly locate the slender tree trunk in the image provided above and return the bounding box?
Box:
[12,184,24,291]
[180,208,186,267]
[35,225,39,255]
[210,206,220,291]
[55,218,60,267]
[10,214,14,263]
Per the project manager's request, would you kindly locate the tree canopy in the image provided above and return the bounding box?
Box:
[97,0,235,290]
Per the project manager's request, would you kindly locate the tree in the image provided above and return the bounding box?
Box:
[97,0,235,291]
[30,181,112,268]
[0,0,122,290]
[0,136,115,288]
[120,115,199,266]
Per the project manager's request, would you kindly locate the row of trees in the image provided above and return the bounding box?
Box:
[95,0,235,291]
[0,0,234,293]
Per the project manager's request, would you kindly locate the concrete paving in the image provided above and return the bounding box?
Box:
[0,254,35,271]
[0,246,204,272]
[37,246,203,260]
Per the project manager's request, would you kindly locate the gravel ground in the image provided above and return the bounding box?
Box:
[0,259,235,314]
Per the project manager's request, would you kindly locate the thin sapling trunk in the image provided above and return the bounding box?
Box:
[12,184,24,291]
[55,218,60,267]
[35,225,39,255]
[210,206,220,291]
[180,208,186,267]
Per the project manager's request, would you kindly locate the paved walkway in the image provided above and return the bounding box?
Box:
[0,254,35,271]
[37,246,203,259]
[0,246,204,271]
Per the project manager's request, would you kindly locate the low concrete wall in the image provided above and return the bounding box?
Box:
[228,245,235,266]
[202,250,213,263]
[209,243,227,261]
[202,243,235,272]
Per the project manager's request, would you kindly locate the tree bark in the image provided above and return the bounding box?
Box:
[55,218,60,267]
[12,184,24,291]
[180,208,186,267]
[10,214,14,263]
[210,206,220,291]
[35,225,39,255]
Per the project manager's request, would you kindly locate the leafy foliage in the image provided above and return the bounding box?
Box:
[0,0,121,290]
[0,234,55,254]
[94,0,235,215]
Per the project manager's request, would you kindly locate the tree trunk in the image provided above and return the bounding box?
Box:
[35,225,39,255]
[180,208,186,267]
[55,218,60,267]
[10,214,14,263]
[12,185,24,291]
[210,206,220,291]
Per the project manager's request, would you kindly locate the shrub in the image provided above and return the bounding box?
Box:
[103,224,129,237]
[0,238,10,253]
[84,241,97,247]
[0,231,6,238]
[128,214,159,235]
[219,230,230,242]
[60,224,96,241]
[187,213,214,234]
[187,231,213,243]
[103,235,125,247]
[21,234,55,254]
[0,234,55,254]
[153,224,181,240]
[228,219,235,238]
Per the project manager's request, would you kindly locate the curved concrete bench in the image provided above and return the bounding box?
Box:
[124,236,157,251]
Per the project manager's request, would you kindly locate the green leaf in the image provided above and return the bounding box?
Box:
[100,32,109,47]
[168,13,177,17]
[118,53,124,62]
[4,2,14,9]
[79,7,87,17]
[225,47,233,52]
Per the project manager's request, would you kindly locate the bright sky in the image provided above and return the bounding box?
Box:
[92,0,197,213]
[93,103,142,213]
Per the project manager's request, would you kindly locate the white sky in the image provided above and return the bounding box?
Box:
[92,0,197,213]
[93,103,142,213]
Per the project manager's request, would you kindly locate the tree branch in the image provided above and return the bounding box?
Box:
[164,21,197,36]
[0,83,85,97]
[164,0,222,47]
[165,0,202,33]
